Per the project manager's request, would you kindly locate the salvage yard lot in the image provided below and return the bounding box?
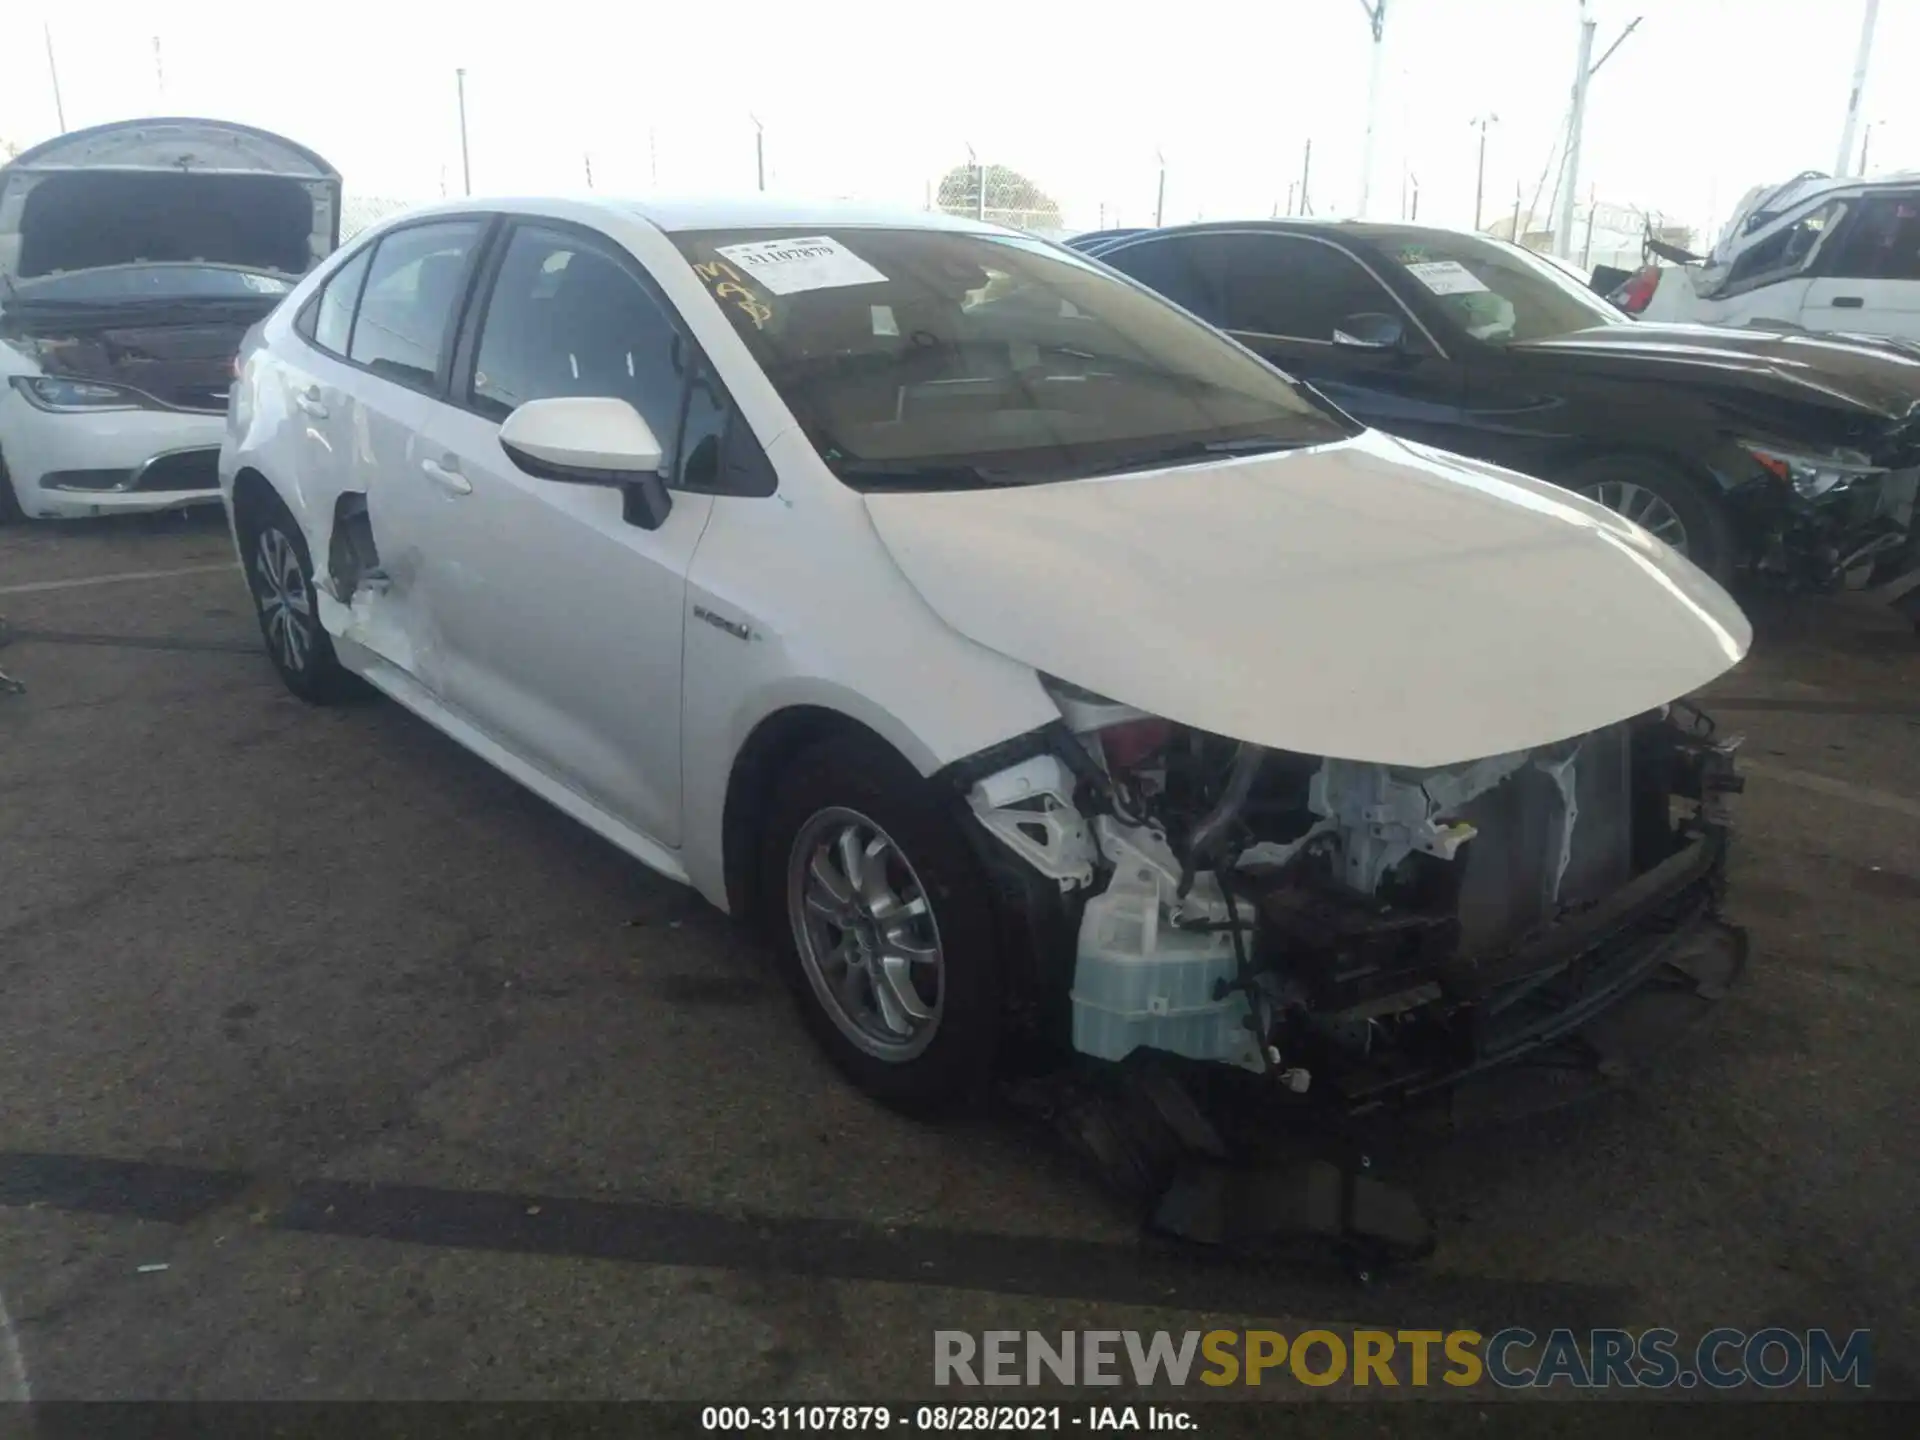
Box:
[0,511,1916,1402]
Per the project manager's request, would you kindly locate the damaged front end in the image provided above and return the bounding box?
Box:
[951,683,1745,1267]
[957,680,1746,1117]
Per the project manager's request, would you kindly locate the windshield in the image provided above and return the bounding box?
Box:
[10,265,293,305]
[670,227,1358,489]
[1382,234,1625,343]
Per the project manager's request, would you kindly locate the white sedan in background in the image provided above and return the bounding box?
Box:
[0,117,338,522]
[221,195,1750,1116]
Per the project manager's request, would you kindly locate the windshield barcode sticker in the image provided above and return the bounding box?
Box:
[714,237,888,295]
[1405,260,1489,296]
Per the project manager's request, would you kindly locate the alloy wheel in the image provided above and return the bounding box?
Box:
[1581,480,1691,555]
[254,526,313,674]
[786,806,945,1061]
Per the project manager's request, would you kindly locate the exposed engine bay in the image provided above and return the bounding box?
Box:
[958,677,1746,1115]
[1,304,272,414]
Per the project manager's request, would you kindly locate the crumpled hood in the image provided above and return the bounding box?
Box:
[1512,322,1920,422]
[864,430,1751,768]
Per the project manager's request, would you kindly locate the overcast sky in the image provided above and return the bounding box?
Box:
[1,0,1911,246]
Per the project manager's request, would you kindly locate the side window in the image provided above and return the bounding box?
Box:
[1101,236,1229,323]
[466,225,686,467]
[1723,201,1845,291]
[300,245,372,355]
[348,219,485,392]
[1219,235,1397,341]
[1827,194,1920,282]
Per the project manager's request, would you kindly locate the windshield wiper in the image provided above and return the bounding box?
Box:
[1083,435,1318,477]
[830,460,1032,491]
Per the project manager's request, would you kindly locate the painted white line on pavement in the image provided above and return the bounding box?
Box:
[0,561,237,597]
[1743,759,1920,823]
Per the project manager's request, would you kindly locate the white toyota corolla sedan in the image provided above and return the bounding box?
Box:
[222,196,1753,1116]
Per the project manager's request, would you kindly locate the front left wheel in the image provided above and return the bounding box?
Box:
[759,733,1003,1115]
[236,491,358,704]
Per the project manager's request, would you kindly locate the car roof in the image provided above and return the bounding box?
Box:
[352,193,1017,238]
[1088,218,1490,251]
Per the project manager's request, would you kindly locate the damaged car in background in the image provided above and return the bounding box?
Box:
[224,199,1752,1261]
[1074,220,1920,596]
[1607,171,1920,344]
[1,118,339,522]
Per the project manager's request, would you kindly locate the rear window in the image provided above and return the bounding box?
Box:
[669,227,1356,490]
[346,220,484,392]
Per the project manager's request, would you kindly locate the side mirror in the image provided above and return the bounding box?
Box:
[1331,312,1406,351]
[499,396,674,530]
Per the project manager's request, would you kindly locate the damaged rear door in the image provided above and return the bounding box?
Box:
[375,219,714,847]
[319,216,493,684]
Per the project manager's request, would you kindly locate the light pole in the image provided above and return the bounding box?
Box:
[1300,138,1314,217]
[1471,114,1499,232]
[752,115,765,192]
[1860,118,1882,176]
[1356,1,1388,217]
[1154,150,1166,227]
[455,69,471,196]
[1836,0,1880,177]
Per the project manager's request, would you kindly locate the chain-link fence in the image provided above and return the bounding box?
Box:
[931,161,1069,237]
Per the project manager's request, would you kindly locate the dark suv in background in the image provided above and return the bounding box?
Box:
[1072,221,1920,591]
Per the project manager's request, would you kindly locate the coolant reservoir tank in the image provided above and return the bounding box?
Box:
[1069,871,1265,1072]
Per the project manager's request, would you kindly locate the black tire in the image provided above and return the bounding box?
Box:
[234,489,358,704]
[0,453,26,525]
[1565,454,1737,583]
[758,733,1002,1115]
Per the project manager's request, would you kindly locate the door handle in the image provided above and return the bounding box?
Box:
[420,456,473,496]
[1831,296,1865,308]
[293,387,328,418]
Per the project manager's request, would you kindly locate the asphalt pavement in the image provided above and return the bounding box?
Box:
[0,510,1915,1410]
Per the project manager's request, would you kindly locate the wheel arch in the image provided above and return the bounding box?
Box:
[229,465,284,534]
[720,704,914,931]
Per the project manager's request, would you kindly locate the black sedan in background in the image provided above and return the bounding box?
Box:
[1071,221,1920,587]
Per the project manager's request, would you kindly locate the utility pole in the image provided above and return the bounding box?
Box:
[1556,5,1641,259]
[751,115,765,192]
[43,23,66,133]
[1409,174,1419,222]
[1511,184,1522,243]
[1356,0,1388,218]
[1300,138,1313,216]
[1582,183,1597,267]
[1285,181,1297,217]
[1860,119,1880,176]
[966,143,985,222]
[1154,150,1166,227]
[455,69,471,196]
[1471,114,1499,232]
[1556,1,1596,258]
[1836,0,1879,177]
